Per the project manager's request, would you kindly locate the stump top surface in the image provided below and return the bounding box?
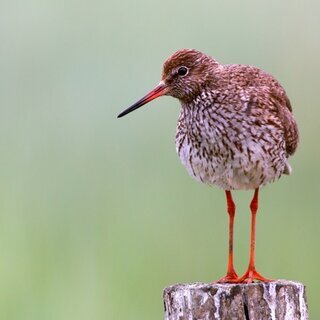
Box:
[164,279,305,293]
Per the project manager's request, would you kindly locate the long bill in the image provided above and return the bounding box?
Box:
[117,82,168,118]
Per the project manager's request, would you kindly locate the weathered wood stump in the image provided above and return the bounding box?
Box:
[163,280,308,320]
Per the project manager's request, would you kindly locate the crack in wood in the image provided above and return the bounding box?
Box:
[243,302,249,320]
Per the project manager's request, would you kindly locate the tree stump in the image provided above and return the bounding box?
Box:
[163,280,308,320]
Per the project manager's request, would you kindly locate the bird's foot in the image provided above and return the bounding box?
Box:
[236,267,272,284]
[213,267,272,284]
[214,270,239,284]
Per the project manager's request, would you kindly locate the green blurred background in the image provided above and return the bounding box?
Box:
[0,0,319,319]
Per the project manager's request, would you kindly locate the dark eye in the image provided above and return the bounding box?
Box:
[177,66,188,76]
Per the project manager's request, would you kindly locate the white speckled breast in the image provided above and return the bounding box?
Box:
[175,93,291,190]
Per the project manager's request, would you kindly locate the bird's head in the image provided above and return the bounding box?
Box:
[117,49,219,118]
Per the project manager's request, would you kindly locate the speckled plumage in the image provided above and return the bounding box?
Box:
[118,49,300,283]
[161,50,299,190]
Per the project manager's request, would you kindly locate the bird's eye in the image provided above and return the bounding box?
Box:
[177,66,188,76]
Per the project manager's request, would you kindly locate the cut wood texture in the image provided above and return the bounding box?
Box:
[163,280,308,320]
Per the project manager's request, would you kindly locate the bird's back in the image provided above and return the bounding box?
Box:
[222,64,299,156]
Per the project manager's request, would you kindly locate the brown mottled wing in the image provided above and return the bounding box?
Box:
[240,85,299,156]
[269,87,299,156]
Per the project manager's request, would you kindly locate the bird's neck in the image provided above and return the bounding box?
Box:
[178,89,217,139]
[181,87,217,114]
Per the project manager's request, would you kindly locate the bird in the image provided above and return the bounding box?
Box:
[117,49,299,283]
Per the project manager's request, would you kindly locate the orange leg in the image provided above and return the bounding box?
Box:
[216,190,238,283]
[237,188,272,283]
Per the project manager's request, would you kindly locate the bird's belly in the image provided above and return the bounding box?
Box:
[176,135,289,190]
